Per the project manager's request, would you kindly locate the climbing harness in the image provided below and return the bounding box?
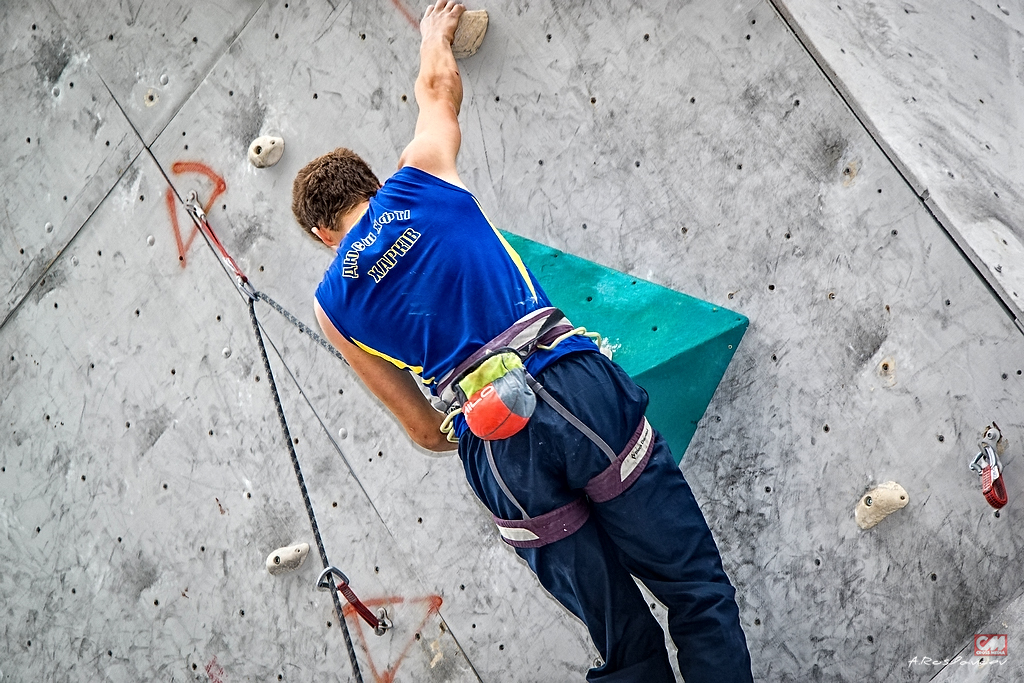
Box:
[970,424,1008,510]
[437,307,602,443]
[437,308,655,548]
[181,191,387,683]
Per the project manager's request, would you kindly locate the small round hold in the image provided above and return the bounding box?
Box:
[45,222,54,233]
[52,86,60,97]
[71,256,79,266]
[248,135,285,168]
[159,74,169,86]
[147,235,155,246]
[222,347,232,358]
[338,427,348,440]
[266,542,309,575]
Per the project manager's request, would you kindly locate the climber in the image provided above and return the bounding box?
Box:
[291,1,753,681]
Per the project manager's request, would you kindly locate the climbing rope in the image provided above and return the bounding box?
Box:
[183,192,348,365]
[248,298,369,682]
[255,291,347,364]
[182,191,386,682]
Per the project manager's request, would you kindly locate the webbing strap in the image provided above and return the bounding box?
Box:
[584,418,655,503]
[527,376,617,463]
[493,498,590,549]
[338,582,383,631]
[485,441,530,519]
[486,375,654,549]
[971,439,1008,510]
[981,465,1008,509]
[183,192,347,366]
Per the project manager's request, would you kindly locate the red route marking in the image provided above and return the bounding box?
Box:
[204,656,226,683]
[342,595,443,683]
[165,161,227,268]
[390,0,419,29]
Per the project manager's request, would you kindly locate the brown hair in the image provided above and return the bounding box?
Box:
[291,148,380,241]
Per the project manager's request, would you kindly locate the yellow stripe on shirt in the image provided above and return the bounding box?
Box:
[472,198,538,301]
[352,338,436,385]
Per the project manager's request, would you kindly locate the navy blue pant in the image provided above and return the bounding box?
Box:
[459,351,752,682]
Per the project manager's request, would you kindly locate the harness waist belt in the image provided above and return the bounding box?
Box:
[437,307,573,408]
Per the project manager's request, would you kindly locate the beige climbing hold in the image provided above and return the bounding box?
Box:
[248,135,285,168]
[452,10,488,59]
[266,542,309,575]
[855,482,909,530]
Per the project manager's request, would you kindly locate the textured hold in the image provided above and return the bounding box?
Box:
[855,482,909,530]
[266,542,309,575]
[248,135,285,168]
[452,10,488,59]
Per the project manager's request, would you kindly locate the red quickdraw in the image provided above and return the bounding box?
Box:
[318,567,393,636]
[184,191,253,295]
[970,425,1008,510]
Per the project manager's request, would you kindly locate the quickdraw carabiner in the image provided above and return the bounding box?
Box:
[316,566,392,636]
[969,425,1007,510]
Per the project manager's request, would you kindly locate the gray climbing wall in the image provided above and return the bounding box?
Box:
[2,1,1022,682]
[774,0,1024,332]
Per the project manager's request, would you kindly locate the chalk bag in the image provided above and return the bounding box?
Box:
[456,351,536,440]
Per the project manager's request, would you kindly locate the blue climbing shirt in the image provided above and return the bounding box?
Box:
[315,165,596,414]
